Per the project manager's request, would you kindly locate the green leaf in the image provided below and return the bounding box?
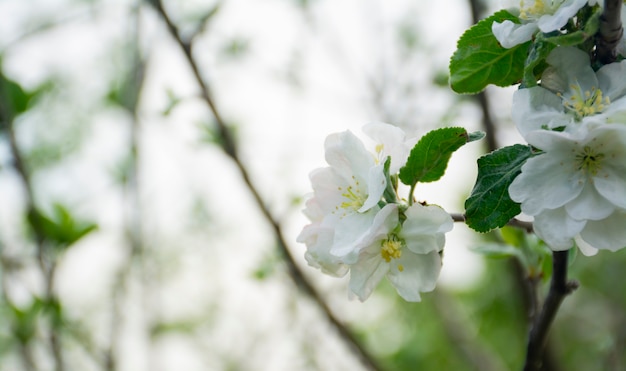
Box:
[522,36,555,87]
[471,242,524,260]
[449,10,530,94]
[464,144,534,232]
[0,72,47,116]
[399,127,472,186]
[28,204,98,249]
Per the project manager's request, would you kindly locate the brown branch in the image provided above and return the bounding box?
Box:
[523,251,578,371]
[147,1,382,370]
[596,0,623,65]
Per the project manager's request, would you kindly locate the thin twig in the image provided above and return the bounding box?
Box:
[0,70,64,371]
[595,0,623,65]
[523,251,578,371]
[147,1,382,370]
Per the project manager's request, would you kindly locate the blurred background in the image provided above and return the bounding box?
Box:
[0,0,625,370]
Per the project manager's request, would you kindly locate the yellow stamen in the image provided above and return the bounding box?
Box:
[563,84,610,118]
[381,239,402,262]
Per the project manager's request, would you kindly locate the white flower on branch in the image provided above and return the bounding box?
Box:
[345,203,453,302]
[509,123,626,253]
[298,124,454,301]
[492,0,588,48]
[513,47,626,138]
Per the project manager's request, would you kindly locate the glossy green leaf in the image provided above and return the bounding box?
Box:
[449,10,530,94]
[464,144,533,232]
[399,127,471,186]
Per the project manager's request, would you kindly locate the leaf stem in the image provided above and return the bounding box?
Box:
[523,250,578,371]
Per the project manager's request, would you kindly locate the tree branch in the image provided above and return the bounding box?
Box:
[0,69,65,371]
[523,250,578,371]
[596,0,623,64]
[147,1,382,370]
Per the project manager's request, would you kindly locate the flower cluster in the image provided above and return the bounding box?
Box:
[507,46,626,254]
[297,123,454,301]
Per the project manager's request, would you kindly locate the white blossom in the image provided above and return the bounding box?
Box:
[346,203,453,302]
[298,124,454,301]
[298,124,412,278]
[509,123,626,252]
[512,47,626,138]
[492,0,588,48]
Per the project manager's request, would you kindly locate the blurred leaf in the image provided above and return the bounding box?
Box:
[220,38,250,60]
[161,88,182,116]
[28,204,98,249]
[397,21,419,50]
[106,51,145,112]
[189,2,222,37]
[9,299,43,345]
[43,297,64,329]
[0,70,50,117]
[471,242,524,260]
[150,321,197,338]
[252,250,281,280]
[449,10,530,94]
[432,70,450,88]
[500,226,525,247]
[464,144,533,232]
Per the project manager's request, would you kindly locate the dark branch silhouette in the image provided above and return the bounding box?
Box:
[524,251,578,371]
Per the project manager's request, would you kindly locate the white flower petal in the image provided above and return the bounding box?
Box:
[332,204,398,260]
[602,97,626,124]
[512,87,571,137]
[579,211,626,251]
[363,122,411,173]
[509,152,584,215]
[546,47,598,95]
[492,20,537,48]
[536,0,587,32]
[574,235,599,256]
[401,204,452,254]
[565,182,615,220]
[330,210,379,260]
[308,167,347,214]
[299,223,349,277]
[596,59,626,100]
[360,164,386,212]
[386,251,442,302]
[324,130,374,182]
[533,208,585,250]
[348,252,389,302]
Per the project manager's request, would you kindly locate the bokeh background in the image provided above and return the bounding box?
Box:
[0,0,625,370]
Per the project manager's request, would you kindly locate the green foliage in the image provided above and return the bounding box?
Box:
[449,10,530,94]
[522,36,556,87]
[8,299,43,345]
[161,88,183,116]
[0,70,49,117]
[27,204,98,249]
[465,145,533,233]
[399,127,482,186]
